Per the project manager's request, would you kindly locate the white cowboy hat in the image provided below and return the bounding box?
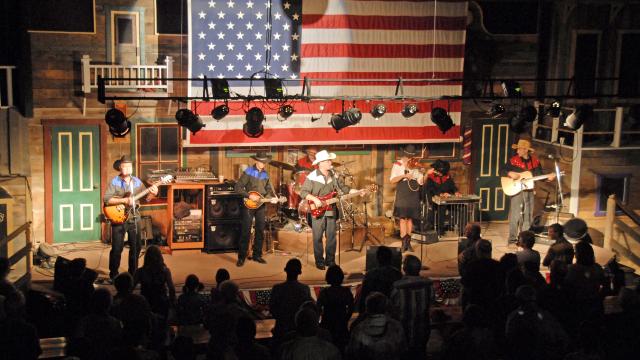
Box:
[312,150,337,165]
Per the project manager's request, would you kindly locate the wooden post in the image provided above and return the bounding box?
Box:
[611,106,623,148]
[604,194,616,251]
[165,56,174,94]
[569,126,583,215]
[532,100,540,139]
[551,116,560,143]
[6,66,14,108]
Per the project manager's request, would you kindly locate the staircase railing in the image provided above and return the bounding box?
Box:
[604,194,640,268]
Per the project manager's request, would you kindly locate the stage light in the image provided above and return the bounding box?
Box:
[330,108,362,132]
[489,103,505,117]
[211,104,229,120]
[210,79,230,99]
[371,104,386,119]
[105,108,131,137]
[502,80,522,98]
[264,78,283,98]
[547,100,561,117]
[510,105,538,134]
[402,104,418,118]
[431,107,454,133]
[176,109,206,134]
[565,104,593,130]
[244,107,265,137]
[279,104,295,119]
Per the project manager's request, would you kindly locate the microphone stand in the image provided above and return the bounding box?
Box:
[331,170,344,266]
[553,159,564,224]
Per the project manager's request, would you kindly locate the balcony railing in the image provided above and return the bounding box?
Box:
[0,65,16,109]
[81,55,174,115]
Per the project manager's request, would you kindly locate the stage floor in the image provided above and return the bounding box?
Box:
[31,222,616,290]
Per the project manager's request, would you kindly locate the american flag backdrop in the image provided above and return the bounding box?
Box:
[186,0,468,147]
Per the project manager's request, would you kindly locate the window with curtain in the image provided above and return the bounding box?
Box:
[137,124,180,198]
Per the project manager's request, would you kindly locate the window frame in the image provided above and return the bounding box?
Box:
[614,30,640,102]
[569,30,602,98]
[136,123,182,197]
[594,172,630,217]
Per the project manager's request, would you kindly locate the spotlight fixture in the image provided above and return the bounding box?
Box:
[431,107,454,133]
[370,104,386,119]
[547,100,561,117]
[329,108,362,132]
[105,108,131,137]
[211,104,230,120]
[175,109,206,134]
[279,104,295,119]
[501,80,522,98]
[210,79,230,99]
[244,107,265,137]
[488,103,505,117]
[402,104,418,118]
[509,105,538,134]
[264,78,283,98]
[565,104,593,130]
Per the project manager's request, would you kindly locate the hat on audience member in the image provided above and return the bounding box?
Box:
[563,218,589,242]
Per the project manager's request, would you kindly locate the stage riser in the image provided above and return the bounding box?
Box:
[275,226,386,254]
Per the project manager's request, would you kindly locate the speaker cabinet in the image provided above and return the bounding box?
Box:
[365,246,402,273]
[204,222,241,253]
[206,194,242,220]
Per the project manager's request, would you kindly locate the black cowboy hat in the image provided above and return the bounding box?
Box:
[431,159,450,175]
[250,151,272,163]
[112,155,133,171]
[400,144,418,157]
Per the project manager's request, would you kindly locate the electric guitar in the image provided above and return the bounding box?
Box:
[103,175,173,224]
[243,191,287,209]
[299,184,379,218]
[501,171,564,196]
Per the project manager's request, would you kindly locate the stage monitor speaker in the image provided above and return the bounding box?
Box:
[204,222,241,253]
[365,246,402,273]
[206,194,242,220]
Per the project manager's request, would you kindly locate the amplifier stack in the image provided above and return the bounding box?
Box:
[204,183,243,253]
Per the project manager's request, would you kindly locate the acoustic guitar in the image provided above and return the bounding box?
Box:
[299,184,379,218]
[103,175,173,224]
[501,171,563,196]
[243,191,287,209]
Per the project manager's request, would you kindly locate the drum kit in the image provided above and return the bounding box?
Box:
[267,159,359,228]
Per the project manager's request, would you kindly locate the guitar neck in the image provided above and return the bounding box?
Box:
[526,173,553,182]
[324,191,362,205]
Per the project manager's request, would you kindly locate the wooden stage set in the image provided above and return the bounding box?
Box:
[32,222,615,292]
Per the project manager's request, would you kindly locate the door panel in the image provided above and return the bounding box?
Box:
[473,118,514,221]
[113,13,139,65]
[51,126,101,242]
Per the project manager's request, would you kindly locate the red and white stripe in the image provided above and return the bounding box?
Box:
[187,0,468,147]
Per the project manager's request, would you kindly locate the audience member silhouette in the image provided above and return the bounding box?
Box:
[0,257,17,298]
[565,241,605,321]
[133,245,176,318]
[75,287,122,360]
[269,259,312,341]
[317,265,354,353]
[234,316,271,360]
[441,304,497,360]
[516,230,541,272]
[358,246,402,311]
[0,291,41,360]
[460,239,503,310]
[543,223,574,267]
[210,268,231,305]
[177,274,207,325]
[280,307,341,360]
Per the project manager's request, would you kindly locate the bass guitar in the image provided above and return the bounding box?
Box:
[501,171,563,196]
[243,191,287,209]
[103,175,173,224]
[299,184,379,218]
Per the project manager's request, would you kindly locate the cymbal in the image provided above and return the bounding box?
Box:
[269,160,296,171]
[332,160,356,167]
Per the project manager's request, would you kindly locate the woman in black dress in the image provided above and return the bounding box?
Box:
[390,145,427,252]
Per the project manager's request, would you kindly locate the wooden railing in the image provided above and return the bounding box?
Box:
[80,55,174,115]
[604,194,640,268]
[0,221,32,289]
[0,65,16,109]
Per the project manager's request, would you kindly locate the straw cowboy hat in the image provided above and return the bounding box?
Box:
[312,150,337,165]
[511,139,535,152]
[250,151,272,163]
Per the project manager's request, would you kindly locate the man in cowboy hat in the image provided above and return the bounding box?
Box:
[500,138,555,243]
[300,150,364,270]
[104,155,158,281]
[234,151,278,267]
[425,160,460,235]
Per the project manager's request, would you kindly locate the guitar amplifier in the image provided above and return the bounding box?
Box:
[205,185,243,220]
[204,222,241,253]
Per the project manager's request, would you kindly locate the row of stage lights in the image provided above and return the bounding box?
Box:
[487,100,594,134]
[105,101,455,138]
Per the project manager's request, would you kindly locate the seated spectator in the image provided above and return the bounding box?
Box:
[538,260,577,335]
[458,223,482,254]
[565,241,605,321]
[390,255,432,360]
[110,272,154,348]
[133,245,176,318]
[280,308,341,360]
[317,265,354,352]
[269,259,312,340]
[499,253,519,281]
[441,304,497,360]
[516,231,541,272]
[177,274,207,325]
[171,335,197,360]
[206,280,252,359]
[234,316,271,360]
[357,246,402,311]
[601,288,640,359]
[347,292,407,360]
[75,287,122,360]
[210,268,230,305]
[0,291,41,360]
[460,239,503,310]
[542,223,575,267]
[62,257,97,335]
[505,285,569,360]
[0,257,17,298]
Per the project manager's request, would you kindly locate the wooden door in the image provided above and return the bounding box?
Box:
[51,126,102,242]
[112,12,140,65]
[472,118,514,221]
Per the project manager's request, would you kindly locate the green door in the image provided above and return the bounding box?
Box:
[51,126,101,242]
[472,118,514,221]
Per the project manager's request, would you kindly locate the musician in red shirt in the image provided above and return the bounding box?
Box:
[499,139,555,243]
[425,160,460,235]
